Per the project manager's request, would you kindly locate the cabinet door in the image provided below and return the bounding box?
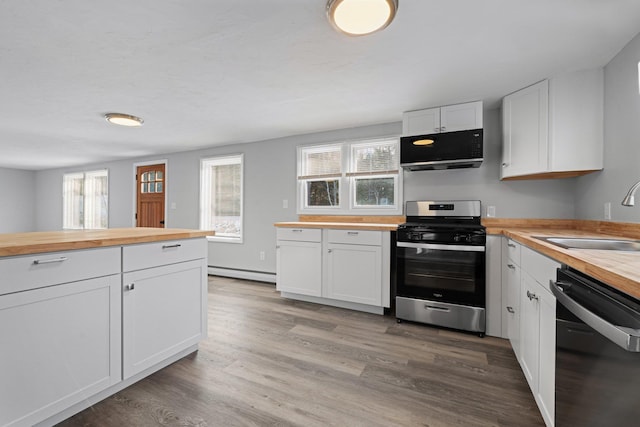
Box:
[501,80,549,179]
[326,243,382,306]
[440,101,483,132]
[402,107,441,135]
[505,260,521,360]
[122,259,206,379]
[520,272,541,393]
[276,240,322,297]
[0,276,121,427]
[537,284,556,427]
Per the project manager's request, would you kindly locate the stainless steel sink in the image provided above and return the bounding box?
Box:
[535,236,640,251]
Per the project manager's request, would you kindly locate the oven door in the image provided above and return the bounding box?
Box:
[396,242,485,306]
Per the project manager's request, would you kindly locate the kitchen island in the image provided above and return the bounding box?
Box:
[0,228,210,427]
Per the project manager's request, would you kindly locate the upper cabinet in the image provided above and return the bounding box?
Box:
[501,68,604,180]
[403,101,483,135]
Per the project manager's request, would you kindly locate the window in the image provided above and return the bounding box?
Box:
[63,169,109,229]
[200,154,243,241]
[298,144,342,209]
[297,137,401,214]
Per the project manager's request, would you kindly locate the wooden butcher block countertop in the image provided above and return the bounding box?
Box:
[0,228,212,257]
[484,218,640,300]
[275,215,404,231]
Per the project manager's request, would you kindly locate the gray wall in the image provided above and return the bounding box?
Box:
[32,109,576,275]
[0,167,36,233]
[575,32,640,222]
[403,109,576,218]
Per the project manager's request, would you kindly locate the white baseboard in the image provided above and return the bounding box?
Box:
[208,267,276,283]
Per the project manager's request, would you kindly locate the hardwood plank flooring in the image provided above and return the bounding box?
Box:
[58,276,544,426]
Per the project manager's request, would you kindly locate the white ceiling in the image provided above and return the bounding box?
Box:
[2,1,640,170]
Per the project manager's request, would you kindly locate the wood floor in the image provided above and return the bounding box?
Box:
[59,276,544,426]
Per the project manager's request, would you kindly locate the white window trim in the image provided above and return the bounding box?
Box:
[297,137,402,216]
[200,154,244,244]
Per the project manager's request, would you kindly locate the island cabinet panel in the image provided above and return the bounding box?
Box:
[0,275,121,427]
[0,247,120,296]
[122,259,206,379]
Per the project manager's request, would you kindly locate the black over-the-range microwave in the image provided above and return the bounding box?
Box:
[400,128,483,171]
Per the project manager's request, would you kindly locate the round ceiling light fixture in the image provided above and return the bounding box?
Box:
[104,113,144,127]
[327,0,398,36]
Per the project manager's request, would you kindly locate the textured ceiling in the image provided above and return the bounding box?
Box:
[2,0,640,170]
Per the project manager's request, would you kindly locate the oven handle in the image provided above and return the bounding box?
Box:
[397,241,485,252]
[550,280,640,352]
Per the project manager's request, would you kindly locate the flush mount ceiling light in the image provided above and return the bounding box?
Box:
[327,0,398,36]
[104,113,144,127]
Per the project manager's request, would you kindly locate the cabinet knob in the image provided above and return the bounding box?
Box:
[440,126,446,131]
[328,249,332,253]
[526,290,538,301]
[507,243,516,248]
[507,263,516,270]
[506,306,515,313]
[502,162,509,168]
[125,283,135,291]
[435,127,441,132]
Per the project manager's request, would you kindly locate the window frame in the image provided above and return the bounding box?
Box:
[62,169,109,230]
[297,137,402,215]
[199,154,244,243]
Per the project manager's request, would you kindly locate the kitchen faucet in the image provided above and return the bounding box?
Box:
[621,179,640,206]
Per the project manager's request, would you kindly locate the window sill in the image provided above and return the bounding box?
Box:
[206,235,243,244]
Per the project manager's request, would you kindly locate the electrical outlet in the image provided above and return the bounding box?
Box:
[170,202,177,210]
[486,205,496,218]
[259,251,265,261]
[604,202,612,220]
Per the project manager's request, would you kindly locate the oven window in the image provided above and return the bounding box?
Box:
[397,246,484,304]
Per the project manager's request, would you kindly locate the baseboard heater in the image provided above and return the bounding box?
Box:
[208,266,276,283]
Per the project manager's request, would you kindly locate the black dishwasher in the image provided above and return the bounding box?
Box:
[551,267,640,426]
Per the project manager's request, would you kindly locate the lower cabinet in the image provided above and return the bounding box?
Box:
[122,259,207,379]
[276,239,322,297]
[276,227,389,313]
[503,240,558,427]
[0,275,121,427]
[326,243,382,306]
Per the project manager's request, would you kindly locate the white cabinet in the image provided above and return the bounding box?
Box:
[326,230,382,306]
[0,249,121,427]
[122,240,207,379]
[276,228,322,297]
[503,239,522,358]
[276,227,390,314]
[503,241,559,427]
[403,101,483,135]
[501,68,603,180]
[485,235,504,338]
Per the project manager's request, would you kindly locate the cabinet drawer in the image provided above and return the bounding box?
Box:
[276,228,321,242]
[327,229,382,246]
[123,238,207,272]
[521,246,560,293]
[505,238,521,266]
[0,247,121,295]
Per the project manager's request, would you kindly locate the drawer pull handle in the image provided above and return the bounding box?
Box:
[527,290,539,301]
[507,243,516,248]
[425,305,450,312]
[33,256,68,265]
[347,232,359,235]
[162,244,182,249]
[506,306,515,313]
[292,229,303,233]
[125,283,135,291]
[507,263,516,270]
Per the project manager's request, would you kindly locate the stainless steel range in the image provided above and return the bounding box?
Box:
[395,200,486,335]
